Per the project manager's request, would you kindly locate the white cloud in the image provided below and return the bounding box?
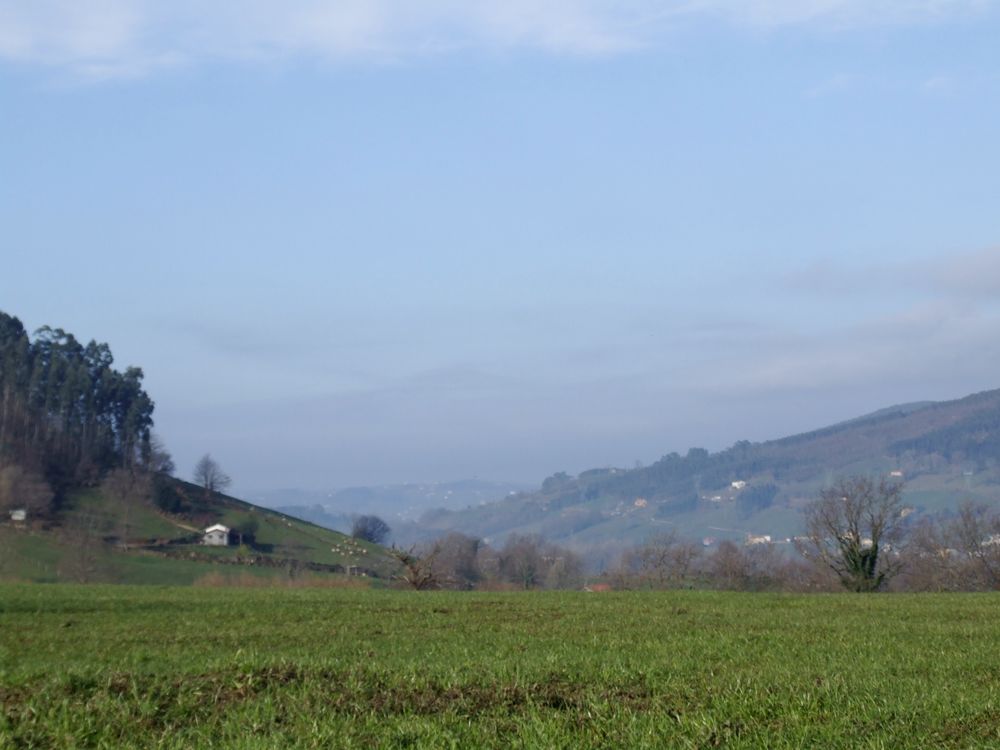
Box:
[915,247,1000,297]
[0,0,642,77]
[686,0,992,27]
[0,0,993,78]
[682,298,1000,397]
[692,246,1000,398]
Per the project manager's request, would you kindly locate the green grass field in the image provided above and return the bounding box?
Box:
[2,586,999,748]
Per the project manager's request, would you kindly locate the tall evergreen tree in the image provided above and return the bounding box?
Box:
[0,310,156,500]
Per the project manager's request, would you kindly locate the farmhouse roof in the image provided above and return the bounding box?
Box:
[204,524,229,533]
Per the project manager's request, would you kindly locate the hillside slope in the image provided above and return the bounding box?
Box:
[0,476,397,584]
[414,388,1000,559]
[0,311,397,585]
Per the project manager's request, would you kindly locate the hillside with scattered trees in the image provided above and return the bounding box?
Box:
[0,311,395,585]
[414,388,1000,563]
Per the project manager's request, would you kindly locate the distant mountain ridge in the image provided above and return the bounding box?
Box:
[411,388,1000,560]
[828,400,937,429]
[258,479,530,548]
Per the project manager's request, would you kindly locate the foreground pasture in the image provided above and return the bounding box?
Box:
[1,585,998,748]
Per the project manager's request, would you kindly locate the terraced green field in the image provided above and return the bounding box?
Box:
[1,585,998,748]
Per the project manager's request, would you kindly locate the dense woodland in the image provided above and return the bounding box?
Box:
[0,311,156,511]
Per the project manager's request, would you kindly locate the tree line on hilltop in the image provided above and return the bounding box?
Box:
[0,311,163,516]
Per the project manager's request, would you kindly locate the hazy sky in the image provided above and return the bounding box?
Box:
[3,1,1000,492]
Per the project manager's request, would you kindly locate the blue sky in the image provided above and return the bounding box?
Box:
[2,1,999,491]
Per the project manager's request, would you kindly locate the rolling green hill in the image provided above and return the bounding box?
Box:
[0,476,398,585]
[415,388,1000,560]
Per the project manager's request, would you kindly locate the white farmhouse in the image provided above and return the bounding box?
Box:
[202,524,230,546]
[731,480,747,490]
[9,508,26,523]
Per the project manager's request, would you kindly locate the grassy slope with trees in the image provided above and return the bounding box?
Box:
[0,311,395,585]
[416,388,1000,557]
[0,476,397,584]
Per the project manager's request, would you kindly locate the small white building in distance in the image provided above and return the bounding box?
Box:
[202,524,230,546]
[9,508,26,523]
[731,480,747,490]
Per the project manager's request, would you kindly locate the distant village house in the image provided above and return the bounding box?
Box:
[202,524,230,546]
[9,508,26,523]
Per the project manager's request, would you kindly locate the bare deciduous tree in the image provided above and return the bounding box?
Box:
[428,532,482,589]
[59,510,113,583]
[894,504,1000,592]
[543,548,584,590]
[495,533,583,590]
[620,531,701,588]
[499,533,547,589]
[389,545,442,590]
[193,453,231,497]
[895,517,963,592]
[947,502,1000,590]
[351,515,391,545]
[101,468,152,550]
[708,541,748,590]
[796,475,907,592]
[143,433,175,476]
